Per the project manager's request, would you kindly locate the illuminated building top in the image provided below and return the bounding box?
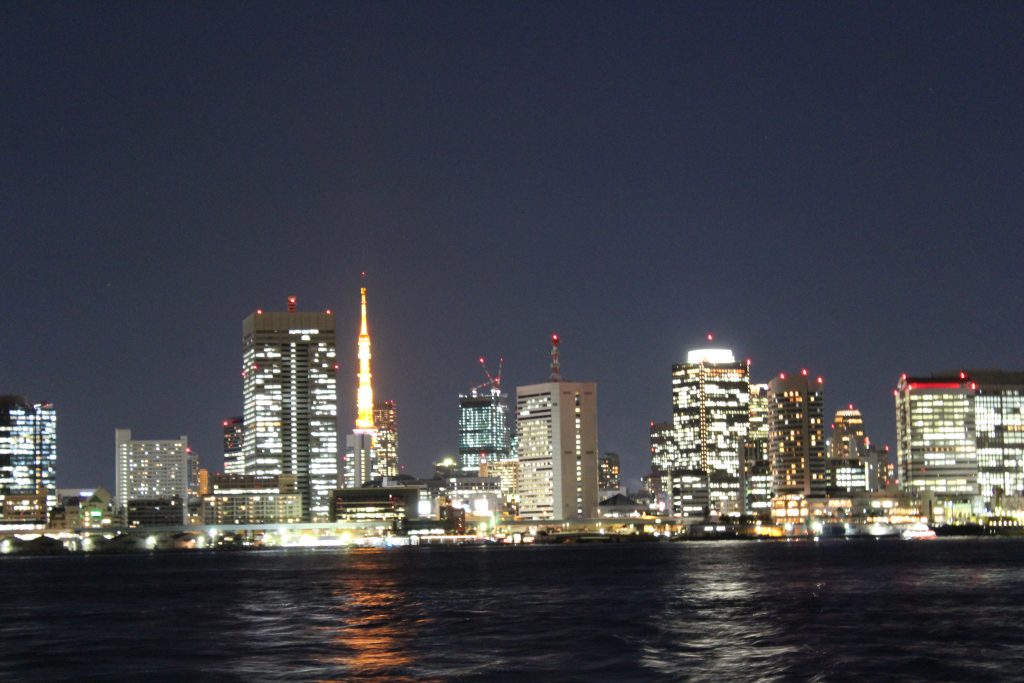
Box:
[355,285,376,430]
[686,348,736,364]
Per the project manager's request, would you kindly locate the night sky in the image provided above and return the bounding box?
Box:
[3,3,1023,490]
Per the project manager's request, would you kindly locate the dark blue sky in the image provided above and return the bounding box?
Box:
[3,2,1022,489]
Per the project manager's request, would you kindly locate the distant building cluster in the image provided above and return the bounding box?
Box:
[642,345,1024,533]
[3,291,1023,544]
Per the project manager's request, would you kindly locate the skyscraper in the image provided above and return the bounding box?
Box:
[0,396,57,525]
[671,348,749,519]
[970,371,1024,506]
[222,416,244,475]
[114,428,191,524]
[895,371,1024,510]
[743,382,771,519]
[828,405,871,493]
[458,388,511,474]
[895,374,977,500]
[516,335,599,520]
[242,297,339,521]
[599,452,621,494]
[373,400,399,478]
[768,372,826,499]
[344,285,378,488]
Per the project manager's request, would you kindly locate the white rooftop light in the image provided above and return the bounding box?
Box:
[687,348,736,364]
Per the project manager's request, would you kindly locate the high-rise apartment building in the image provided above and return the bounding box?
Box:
[0,396,57,525]
[671,348,749,519]
[114,429,192,524]
[516,380,599,520]
[767,372,826,499]
[373,400,399,478]
[242,297,339,521]
[222,416,244,475]
[743,383,772,519]
[827,405,872,493]
[458,388,512,474]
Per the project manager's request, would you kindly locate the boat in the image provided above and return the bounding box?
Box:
[901,522,937,540]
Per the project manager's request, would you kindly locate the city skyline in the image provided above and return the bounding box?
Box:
[3,3,1023,491]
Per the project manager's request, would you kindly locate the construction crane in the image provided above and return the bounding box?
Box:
[469,356,503,395]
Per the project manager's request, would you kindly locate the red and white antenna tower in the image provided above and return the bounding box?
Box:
[550,333,561,382]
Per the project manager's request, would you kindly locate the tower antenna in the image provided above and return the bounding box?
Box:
[550,333,561,382]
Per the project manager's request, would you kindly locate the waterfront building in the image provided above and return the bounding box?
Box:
[671,348,750,519]
[201,474,302,525]
[242,296,338,521]
[599,452,622,495]
[768,372,826,499]
[458,388,512,475]
[895,374,977,500]
[895,370,1024,512]
[373,400,399,478]
[114,429,193,525]
[971,371,1024,507]
[330,486,420,526]
[51,487,113,529]
[222,417,244,475]
[516,336,599,520]
[649,421,674,474]
[743,383,772,519]
[0,396,57,525]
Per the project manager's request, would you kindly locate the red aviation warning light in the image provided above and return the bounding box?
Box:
[287,295,297,313]
[707,332,714,341]
[801,368,808,376]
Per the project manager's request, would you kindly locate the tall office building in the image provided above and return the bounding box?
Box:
[114,429,192,524]
[671,348,749,519]
[516,335,599,520]
[743,383,771,519]
[971,371,1024,505]
[222,416,244,475]
[895,371,1024,508]
[895,374,977,499]
[599,452,621,493]
[344,285,379,488]
[458,388,512,474]
[242,297,339,521]
[0,396,57,524]
[767,372,826,499]
[373,400,399,478]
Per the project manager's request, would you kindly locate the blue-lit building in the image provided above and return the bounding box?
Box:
[0,396,57,525]
[458,388,511,474]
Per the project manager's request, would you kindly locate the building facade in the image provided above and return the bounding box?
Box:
[671,349,749,519]
[458,388,512,475]
[743,383,771,519]
[0,396,57,525]
[114,429,192,524]
[222,416,244,475]
[767,373,826,500]
[895,371,1024,511]
[242,298,339,521]
[516,381,599,520]
[373,400,399,478]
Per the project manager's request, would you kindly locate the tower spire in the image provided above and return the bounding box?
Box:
[355,275,375,430]
[550,333,561,382]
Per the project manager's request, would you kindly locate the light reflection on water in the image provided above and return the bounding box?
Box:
[2,540,1024,681]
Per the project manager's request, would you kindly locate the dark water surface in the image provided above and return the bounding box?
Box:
[2,539,1024,681]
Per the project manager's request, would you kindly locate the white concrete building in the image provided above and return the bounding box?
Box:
[516,381,598,520]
